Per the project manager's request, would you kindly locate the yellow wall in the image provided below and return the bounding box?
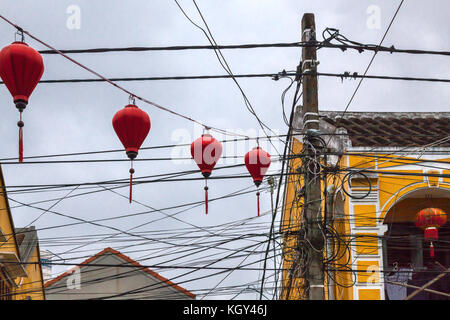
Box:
[14,246,45,300]
[0,167,45,300]
[281,138,355,300]
[281,149,450,300]
[0,187,19,257]
[280,137,305,299]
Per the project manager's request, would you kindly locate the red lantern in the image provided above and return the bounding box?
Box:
[0,41,44,162]
[191,134,222,214]
[112,103,151,203]
[415,208,447,258]
[245,146,271,216]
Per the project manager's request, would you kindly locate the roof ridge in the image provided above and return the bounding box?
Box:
[320,110,450,119]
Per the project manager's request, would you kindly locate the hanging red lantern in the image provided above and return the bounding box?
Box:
[245,146,271,216]
[415,208,447,258]
[191,133,222,214]
[112,103,151,203]
[0,41,44,162]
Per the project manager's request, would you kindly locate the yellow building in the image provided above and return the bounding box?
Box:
[281,111,450,300]
[0,166,45,300]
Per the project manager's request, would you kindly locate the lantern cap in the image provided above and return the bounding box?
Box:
[126,151,138,160]
[202,171,211,178]
[14,100,27,112]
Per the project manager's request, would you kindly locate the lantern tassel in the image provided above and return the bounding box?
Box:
[204,181,209,215]
[18,113,24,163]
[18,126,23,163]
[129,165,135,204]
[256,191,260,217]
[430,242,435,258]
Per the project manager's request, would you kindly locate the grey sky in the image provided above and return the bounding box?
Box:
[0,0,449,299]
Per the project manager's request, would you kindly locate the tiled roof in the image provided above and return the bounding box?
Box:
[320,111,450,147]
[44,247,195,299]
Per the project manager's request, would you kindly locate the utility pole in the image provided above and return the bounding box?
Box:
[300,13,325,300]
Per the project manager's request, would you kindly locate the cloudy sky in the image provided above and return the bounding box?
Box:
[0,0,449,299]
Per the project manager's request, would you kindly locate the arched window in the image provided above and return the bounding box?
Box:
[383,188,450,300]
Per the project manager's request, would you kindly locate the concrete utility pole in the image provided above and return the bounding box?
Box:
[300,13,325,300]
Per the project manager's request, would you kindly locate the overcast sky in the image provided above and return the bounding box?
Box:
[0,0,449,300]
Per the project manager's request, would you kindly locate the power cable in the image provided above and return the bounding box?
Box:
[0,14,250,139]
